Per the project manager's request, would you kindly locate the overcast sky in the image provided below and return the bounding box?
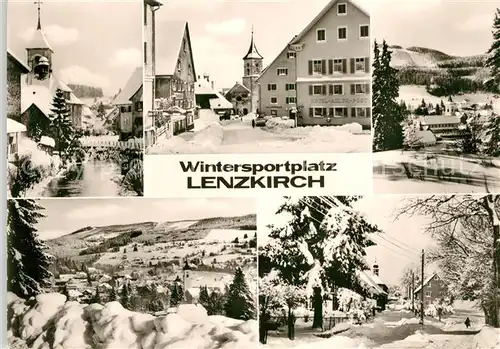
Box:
[157,0,497,89]
[7,0,141,96]
[258,195,438,286]
[35,198,255,241]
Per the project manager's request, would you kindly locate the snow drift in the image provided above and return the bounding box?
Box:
[7,292,257,349]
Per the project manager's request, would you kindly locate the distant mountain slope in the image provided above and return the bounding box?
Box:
[45,214,257,258]
[67,84,104,98]
[389,45,488,69]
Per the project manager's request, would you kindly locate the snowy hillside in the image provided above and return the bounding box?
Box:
[390,47,444,68]
[7,292,257,349]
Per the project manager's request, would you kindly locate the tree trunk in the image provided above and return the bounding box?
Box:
[287,307,295,340]
[482,195,500,328]
[312,287,323,329]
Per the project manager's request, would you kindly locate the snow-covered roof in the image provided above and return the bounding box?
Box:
[416,130,436,144]
[7,50,30,73]
[99,283,112,289]
[358,270,387,296]
[291,0,369,45]
[27,28,53,52]
[209,92,233,110]
[7,118,27,133]
[113,67,143,105]
[39,136,55,147]
[156,21,196,78]
[82,105,95,117]
[195,78,216,95]
[413,273,438,294]
[422,115,461,125]
[186,287,200,299]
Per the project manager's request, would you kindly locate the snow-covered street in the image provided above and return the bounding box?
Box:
[147,110,371,154]
[263,305,499,349]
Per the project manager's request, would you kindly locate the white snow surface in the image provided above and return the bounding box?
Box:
[7,292,257,349]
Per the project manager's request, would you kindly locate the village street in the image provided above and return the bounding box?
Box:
[148,110,371,154]
[264,302,493,349]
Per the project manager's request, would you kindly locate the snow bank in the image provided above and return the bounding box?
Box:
[296,335,367,349]
[474,326,500,349]
[148,124,224,154]
[7,292,257,349]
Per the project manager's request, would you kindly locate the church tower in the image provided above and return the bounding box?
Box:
[26,0,54,84]
[242,27,263,113]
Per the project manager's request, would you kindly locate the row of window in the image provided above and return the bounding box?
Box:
[316,25,369,43]
[274,58,369,76]
[270,96,297,105]
[267,83,296,91]
[309,107,371,118]
[429,123,459,128]
[308,83,370,96]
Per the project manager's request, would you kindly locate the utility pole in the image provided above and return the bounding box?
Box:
[420,249,424,325]
[411,271,415,312]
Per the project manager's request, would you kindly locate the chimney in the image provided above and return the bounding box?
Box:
[373,262,379,277]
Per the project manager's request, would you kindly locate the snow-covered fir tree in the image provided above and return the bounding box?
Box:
[170,283,184,307]
[7,199,52,298]
[224,268,256,320]
[402,118,421,150]
[487,8,500,86]
[482,116,500,156]
[120,282,131,310]
[49,88,76,157]
[199,285,210,309]
[261,196,380,328]
[372,40,404,152]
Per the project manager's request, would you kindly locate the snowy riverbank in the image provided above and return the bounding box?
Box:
[7,292,257,349]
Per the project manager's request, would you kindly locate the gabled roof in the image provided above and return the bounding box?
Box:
[209,92,233,110]
[21,84,53,117]
[358,270,387,296]
[256,37,296,82]
[226,81,251,96]
[414,273,438,294]
[195,78,217,95]
[113,67,143,105]
[7,50,30,73]
[243,30,263,60]
[291,0,369,45]
[7,118,27,133]
[422,115,461,125]
[155,20,196,79]
[27,28,53,52]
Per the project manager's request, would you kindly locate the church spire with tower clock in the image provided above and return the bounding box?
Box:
[26,0,54,83]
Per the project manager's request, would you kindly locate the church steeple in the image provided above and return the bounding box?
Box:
[243,26,263,60]
[36,0,42,30]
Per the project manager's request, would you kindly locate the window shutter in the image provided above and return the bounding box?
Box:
[329,85,333,95]
[308,60,313,75]
[329,107,334,116]
[342,59,347,73]
[350,58,355,73]
[321,60,326,74]
[366,83,370,94]
[285,84,289,91]
[343,108,348,117]
[267,84,270,91]
[366,107,371,118]
[323,107,327,116]
[351,108,356,117]
[322,85,327,95]
[309,85,313,95]
[351,84,355,95]
[328,59,333,74]
[365,57,370,73]
[309,107,314,117]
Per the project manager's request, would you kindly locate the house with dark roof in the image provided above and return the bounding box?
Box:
[155,20,197,132]
[413,273,448,306]
[256,0,371,129]
[112,67,143,140]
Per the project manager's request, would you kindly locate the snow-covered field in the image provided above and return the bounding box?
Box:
[204,229,255,242]
[7,292,257,349]
[398,85,499,110]
[373,150,500,194]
